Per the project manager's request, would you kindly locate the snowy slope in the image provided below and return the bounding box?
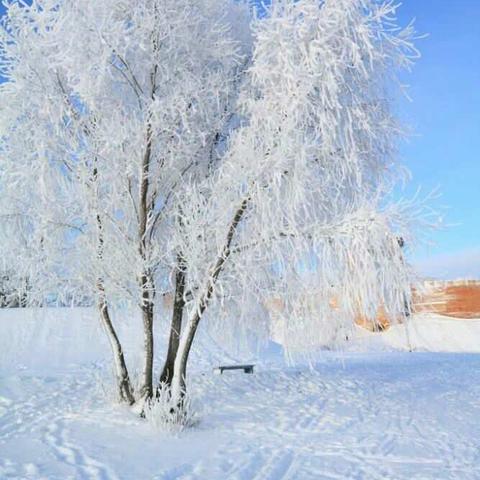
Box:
[348,313,480,353]
[1,308,480,480]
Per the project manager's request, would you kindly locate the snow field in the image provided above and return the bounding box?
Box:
[1,308,479,479]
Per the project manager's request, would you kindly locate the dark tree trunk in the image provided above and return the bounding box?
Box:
[139,274,155,400]
[171,198,249,399]
[137,107,155,400]
[159,256,186,389]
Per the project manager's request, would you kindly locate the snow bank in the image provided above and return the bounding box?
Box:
[349,313,480,353]
[1,308,479,377]
[0,307,282,375]
[0,308,123,373]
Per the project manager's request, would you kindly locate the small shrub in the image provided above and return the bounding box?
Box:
[144,383,199,433]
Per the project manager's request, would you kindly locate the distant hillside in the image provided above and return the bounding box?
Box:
[356,279,480,331]
[413,280,480,319]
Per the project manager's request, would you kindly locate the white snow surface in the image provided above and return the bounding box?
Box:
[1,308,479,480]
[348,313,480,353]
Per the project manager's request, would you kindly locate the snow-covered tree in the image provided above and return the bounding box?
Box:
[1,0,421,414]
[164,0,420,399]
[0,0,250,405]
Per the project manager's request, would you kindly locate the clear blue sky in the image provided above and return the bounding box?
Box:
[1,1,479,278]
[394,0,480,278]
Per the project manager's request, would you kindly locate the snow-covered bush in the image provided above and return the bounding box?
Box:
[144,383,198,433]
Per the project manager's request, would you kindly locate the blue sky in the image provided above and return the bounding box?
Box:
[1,1,479,278]
[394,0,480,278]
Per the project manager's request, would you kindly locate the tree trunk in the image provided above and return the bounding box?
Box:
[171,198,249,401]
[171,312,199,399]
[159,257,186,389]
[94,191,135,405]
[139,274,155,400]
[97,285,135,405]
[137,91,155,400]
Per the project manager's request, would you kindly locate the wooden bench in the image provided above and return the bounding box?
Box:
[214,364,255,374]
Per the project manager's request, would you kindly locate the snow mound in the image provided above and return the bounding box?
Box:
[348,313,480,353]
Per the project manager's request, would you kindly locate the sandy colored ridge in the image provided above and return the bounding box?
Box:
[356,280,480,331]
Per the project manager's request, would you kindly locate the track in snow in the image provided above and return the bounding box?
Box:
[2,353,479,480]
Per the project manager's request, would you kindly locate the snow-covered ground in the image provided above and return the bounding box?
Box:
[349,313,480,353]
[1,308,479,479]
